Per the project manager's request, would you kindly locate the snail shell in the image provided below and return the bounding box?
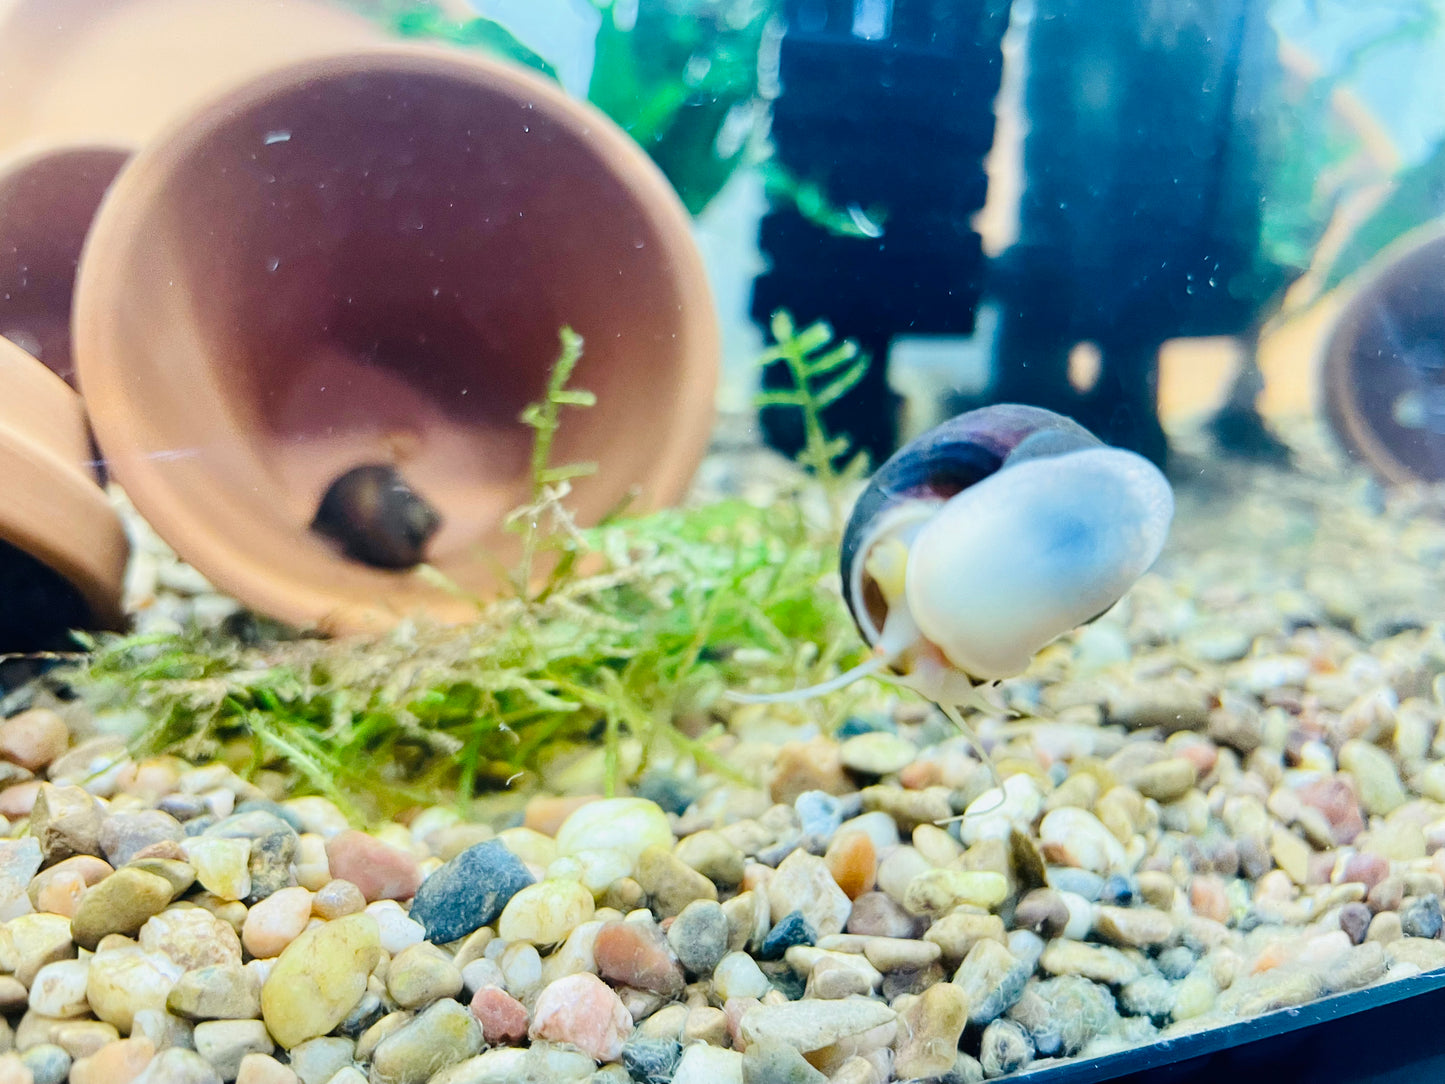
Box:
[844,404,1173,695]
[310,463,443,570]
[737,404,1173,706]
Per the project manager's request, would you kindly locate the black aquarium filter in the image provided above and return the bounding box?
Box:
[752,0,1010,467]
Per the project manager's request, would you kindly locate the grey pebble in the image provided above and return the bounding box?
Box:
[1400,895,1443,940]
[621,1038,681,1084]
[742,1039,827,1084]
[409,839,534,944]
[980,1019,1034,1078]
[19,1044,70,1084]
[667,900,731,977]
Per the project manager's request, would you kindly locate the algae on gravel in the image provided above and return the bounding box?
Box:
[63,318,880,821]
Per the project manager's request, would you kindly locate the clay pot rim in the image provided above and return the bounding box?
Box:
[0,336,127,630]
[1322,218,1445,485]
[74,45,719,633]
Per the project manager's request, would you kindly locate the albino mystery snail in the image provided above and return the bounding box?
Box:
[735,404,1174,745]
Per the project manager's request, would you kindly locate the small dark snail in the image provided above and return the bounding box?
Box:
[310,464,443,570]
[735,405,1174,782]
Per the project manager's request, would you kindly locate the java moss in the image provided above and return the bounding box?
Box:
[61,318,883,821]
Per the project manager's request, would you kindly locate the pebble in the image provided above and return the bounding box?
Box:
[0,710,68,771]
[1038,941,1140,986]
[239,886,312,959]
[737,997,896,1052]
[636,845,718,916]
[386,943,464,1008]
[673,1043,744,1084]
[554,798,674,865]
[594,919,684,996]
[528,973,632,1062]
[166,963,260,1020]
[235,1054,297,1084]
[323,832,419,903]
[100,812,186,868]
[192,1020,272,1080]
[980,1018,1034,1078]
[69,1037,154,1084]
[1400,894,1444,939]
[286,1037,353,1084]
[840,733,918,776]
[954,939,1030,1025]
[30,785,103,865]
[674,831,746,888]
[18,1045,67,1084]
[824,830,876,901]
[365,901,426,954]
[140,905,242,970]
[2,913,77,985]
[902,869,1009,915]
[1038,808,1126,873]
[1339,901,1372,944]
[368,1000,482,1084]
[741,1040,826,1084]
[469,986,528,1045]
[667,900,731,976]
[496,880,594,945]
[760,910,817,961]
[408,840,533,944]
[893,982,969,1080]
[768,851,852,935]
[1092,906,1176,949]
[713,953,772,1000]
[1339,741,1408,816]
[260,913,381,1049]
[85,946,179,1033]
[182,838,253,902]
[621,1038,682,1084]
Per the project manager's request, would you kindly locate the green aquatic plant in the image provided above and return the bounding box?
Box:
[63,319,870,820]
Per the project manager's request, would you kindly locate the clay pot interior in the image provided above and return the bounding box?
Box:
[0,336,127,648]
[75,49,718,631]
[0,0,382,153]
[0,144,130,384]
[1323,225,1445,484]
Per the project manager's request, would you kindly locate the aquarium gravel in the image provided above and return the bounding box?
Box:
[0,422,1443,1083]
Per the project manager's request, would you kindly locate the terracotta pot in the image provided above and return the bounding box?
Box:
[1322,222,1445,484]
[0,335,127,648]
[74,48,719,633]
[0,0,383,154]
[0,143,130,384]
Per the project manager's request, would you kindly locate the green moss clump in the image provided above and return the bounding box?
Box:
[64,319,879,821]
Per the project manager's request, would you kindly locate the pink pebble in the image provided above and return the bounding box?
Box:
[324,831,420,902]
[1341,851,1388,891]
[0,782,39,818]
[1189,874,1229,924]
[529,973,632,1062]
[1297,778,1364,845]
[470,984,529,1045]
[594,920,684,996]
[0,709,68,771]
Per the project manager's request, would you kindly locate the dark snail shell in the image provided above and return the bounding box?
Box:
[311,464,443,570]
[840,405,1103,644]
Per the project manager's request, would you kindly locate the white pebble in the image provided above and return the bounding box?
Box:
[365,901,425,955]
[712,952,770,1000]
[672,1042,744,1084]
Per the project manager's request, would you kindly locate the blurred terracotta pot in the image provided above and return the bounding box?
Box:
[0,143,130,384]
[1322,221,1445,484]
[0,335,127,649]
[0,0,381,153]
[74,48,719,633]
